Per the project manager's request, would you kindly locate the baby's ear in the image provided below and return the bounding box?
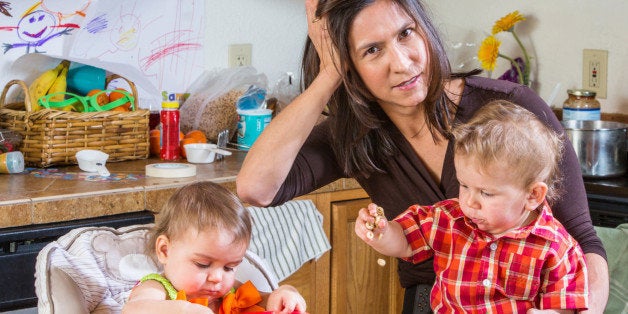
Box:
[526,182,548,210]
[155,235,171,263]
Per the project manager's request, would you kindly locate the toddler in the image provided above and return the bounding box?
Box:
[356,100,588,313]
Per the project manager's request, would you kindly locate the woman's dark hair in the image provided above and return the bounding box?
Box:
[302,0,478,177]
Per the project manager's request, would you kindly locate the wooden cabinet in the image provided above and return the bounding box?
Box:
[280,188,404,314]
[330,198,404,314]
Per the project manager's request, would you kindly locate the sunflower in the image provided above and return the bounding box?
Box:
[477,36,501,72]
[491,11,525,34]
[478,10,532,86]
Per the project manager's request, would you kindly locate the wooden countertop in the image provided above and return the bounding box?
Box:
[0,151,361,228]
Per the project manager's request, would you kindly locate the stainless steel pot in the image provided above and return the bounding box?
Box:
[562,120,628,178]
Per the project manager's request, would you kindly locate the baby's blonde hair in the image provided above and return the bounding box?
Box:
[452,100,563,202]
[147,181,251,256]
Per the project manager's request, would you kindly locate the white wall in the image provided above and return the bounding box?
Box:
[209,1,626,113]
[204,0,308,89]
[424,0,627,113]
[4,2,624,114]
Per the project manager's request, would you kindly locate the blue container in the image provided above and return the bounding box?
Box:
[236,109,272,150]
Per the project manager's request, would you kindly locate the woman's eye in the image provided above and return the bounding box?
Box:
[224,266,235,272]
[481,191,493,197]
[399,28,412,39]
[365,46,380,56]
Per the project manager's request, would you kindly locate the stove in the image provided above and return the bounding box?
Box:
[584,173,628,228]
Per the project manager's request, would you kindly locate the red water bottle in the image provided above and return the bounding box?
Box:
[160,101,180,160]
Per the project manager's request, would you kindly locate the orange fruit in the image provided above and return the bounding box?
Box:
[149,129,161,156]
[180,137,203,158]
[87,89,109,106]
[148,130,184,157]
[184,130,207,143]
[110,106,129,112]
[109,88,132,110]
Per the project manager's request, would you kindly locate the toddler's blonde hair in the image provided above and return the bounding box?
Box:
[452,100,563,202]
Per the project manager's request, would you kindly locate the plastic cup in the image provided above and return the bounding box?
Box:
[236,109,272,150]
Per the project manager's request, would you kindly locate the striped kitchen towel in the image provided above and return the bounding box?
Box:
[247,199,331,282]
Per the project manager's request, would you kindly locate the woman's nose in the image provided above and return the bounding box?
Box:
[388,44,412,72]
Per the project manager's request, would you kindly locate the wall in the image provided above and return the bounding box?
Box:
[3,2,625,113]
[204,0,307,90]
[424,0,627,113]
[209,1,626,113]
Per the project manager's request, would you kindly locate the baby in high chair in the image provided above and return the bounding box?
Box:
[122,181,306,314]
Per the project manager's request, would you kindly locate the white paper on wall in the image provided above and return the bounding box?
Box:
[0,0,205,110]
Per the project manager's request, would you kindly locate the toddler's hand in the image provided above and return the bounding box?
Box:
[355,203,388,243]
[266,284,307,314]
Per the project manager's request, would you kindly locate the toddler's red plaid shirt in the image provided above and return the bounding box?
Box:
[395,199,588,313]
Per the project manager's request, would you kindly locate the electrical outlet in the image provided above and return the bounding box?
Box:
[228,44,252,67]
[582,49,608,98]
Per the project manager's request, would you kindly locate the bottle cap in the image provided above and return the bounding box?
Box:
[161,101,179,109]
[567,89,596,97]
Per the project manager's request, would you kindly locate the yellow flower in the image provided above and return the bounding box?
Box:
[491,11,525,34]
[477,36,501,71]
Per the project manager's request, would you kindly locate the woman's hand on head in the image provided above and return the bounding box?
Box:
[265,284,307,313]
[305,0,341,80]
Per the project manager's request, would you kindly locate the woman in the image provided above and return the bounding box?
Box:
[237,0,608,313]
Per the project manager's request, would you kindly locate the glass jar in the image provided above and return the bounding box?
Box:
[562,89,600,121]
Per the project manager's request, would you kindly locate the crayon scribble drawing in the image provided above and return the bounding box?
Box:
[0,1,12,17]
[2,0,88,54]
[39,0,90,19]
[0,0,204,105]
[68,0,204,92]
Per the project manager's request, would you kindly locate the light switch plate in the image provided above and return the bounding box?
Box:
[582,49,608,98]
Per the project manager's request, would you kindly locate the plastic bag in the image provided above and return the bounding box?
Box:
[441,25,482,72]
[180,67,268,142]
[267,72,299,116]
[236,85,267,110]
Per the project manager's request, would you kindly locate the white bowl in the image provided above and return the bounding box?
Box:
[75,150,109,172]
[184,143,231,163]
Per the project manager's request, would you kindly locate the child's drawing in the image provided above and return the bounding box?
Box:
[0,0,204,109]
[40,0,90,19]
[3,10,74,53]
[0,1,11,17]
[2,0,89,54]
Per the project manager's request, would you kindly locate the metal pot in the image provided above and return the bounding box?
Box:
[562,120,628,178]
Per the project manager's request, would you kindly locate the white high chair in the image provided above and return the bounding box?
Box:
[34,223,279,314]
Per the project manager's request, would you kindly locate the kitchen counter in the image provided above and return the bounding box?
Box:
[0,151,360,229]
[2,150,628,229]
[3,111,627,229]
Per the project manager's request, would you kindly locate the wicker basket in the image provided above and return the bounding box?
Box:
[0,76,149,167]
